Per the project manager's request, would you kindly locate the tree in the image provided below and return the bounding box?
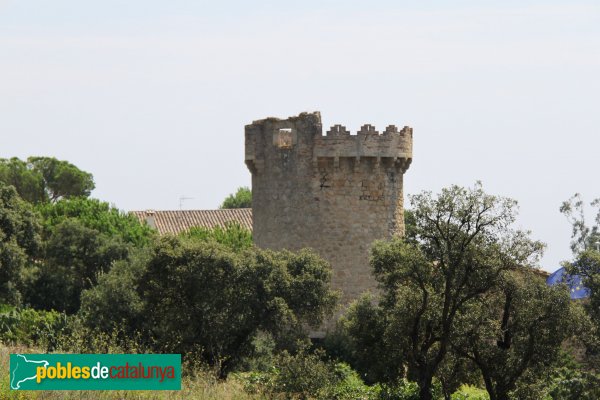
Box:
[560,193,600,254]
[568,250,600,321]
[0,182,40,305]
[36,197,154,247]
[220,186,252,209]
[348,183,544,400]
[0,157,94,204]
[0,158,45,204]
[28,157,95,202]
[560,194,600,367]
[564,250,600,369]
[79,252,148,335]
[329,294,402,385]
[137,236,337,377]
[24,219,130,313]
[454,270,584,400]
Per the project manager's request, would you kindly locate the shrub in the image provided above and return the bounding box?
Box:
[0,307,68,350]
[185,221,252,251]
[242,347,376,400]
[451,385,490,400]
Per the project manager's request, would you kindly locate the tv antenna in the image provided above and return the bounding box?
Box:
[179,196,194,210]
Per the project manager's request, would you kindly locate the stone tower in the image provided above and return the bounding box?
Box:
[245,112,413,317]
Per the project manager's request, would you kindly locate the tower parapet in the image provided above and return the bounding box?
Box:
[245,112,413,332]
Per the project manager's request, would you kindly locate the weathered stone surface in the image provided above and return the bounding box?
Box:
[245,112,413,331]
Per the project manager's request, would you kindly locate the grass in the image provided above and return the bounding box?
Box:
[1,344,265,400]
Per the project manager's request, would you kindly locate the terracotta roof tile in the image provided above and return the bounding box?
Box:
[131,209,252,235]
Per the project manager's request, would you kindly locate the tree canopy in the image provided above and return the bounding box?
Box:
[220,186,252,209]
[36,197,154,247]
[81,235,338,377]
[344,183,550,400]
[24,219,131,313]
[455,270,583,400]
[0,157,94,204]
[0,182,40,304]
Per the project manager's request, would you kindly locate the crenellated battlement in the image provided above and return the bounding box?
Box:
[245,112,412,174]
[315,124,412,168]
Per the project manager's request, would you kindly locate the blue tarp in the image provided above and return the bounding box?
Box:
[546,267,590,300]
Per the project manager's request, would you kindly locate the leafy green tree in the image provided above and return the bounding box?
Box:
[567,250,600,322]
[28,157,95,202]
[0,182,40,305]
[79,253,148,335]
[0,157,94,204]
[347,183,544,400]
[25,219,130,313]
[23,198,151,313]
[138,236,337,376]
[563,250,600,370]
[547,352,600,400]
[0,158,45,204]
[454,271,584,400]
[36,197,154,246]
[80,232,338,376]
[220,186,252,209]
[560,193,600,254]
[560,194,600,368]
[331,294,401,384]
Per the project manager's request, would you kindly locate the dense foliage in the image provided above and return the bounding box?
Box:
[185,221,253,251]
[24,219,132,313]
[331,184,587,400]
[220,186,252,209]
[0,156,94,204]
[36,197,155,246]
[0,182,40,305]
[560,193,600,372]
[81,235,338,377]
[455,271,584,400]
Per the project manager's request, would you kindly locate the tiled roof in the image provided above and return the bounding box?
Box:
[131,209,252,235]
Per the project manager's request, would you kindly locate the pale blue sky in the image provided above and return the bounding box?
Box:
[2,1,599,271]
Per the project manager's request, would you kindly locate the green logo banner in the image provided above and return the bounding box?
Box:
[10,354,181,390]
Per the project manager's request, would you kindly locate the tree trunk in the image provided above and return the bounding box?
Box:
[418,374,434,400]
[482,373,496,400]
[496,389,510,400]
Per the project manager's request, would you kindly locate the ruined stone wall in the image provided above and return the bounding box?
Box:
[245,112,413,326]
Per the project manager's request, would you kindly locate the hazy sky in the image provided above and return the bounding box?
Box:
[2,1,599,271]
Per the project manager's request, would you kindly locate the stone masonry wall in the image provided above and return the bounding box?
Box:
[245,112,413,330]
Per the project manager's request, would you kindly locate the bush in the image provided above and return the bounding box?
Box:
[546,362,600,400]
[451,385,489,400]
[323,294,401,384]
[53,316,147,355]
[0,307,68,350]
[185,221,252,251]
[242,347,376,400]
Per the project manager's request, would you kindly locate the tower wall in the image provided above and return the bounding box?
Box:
[245,112,413,319]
